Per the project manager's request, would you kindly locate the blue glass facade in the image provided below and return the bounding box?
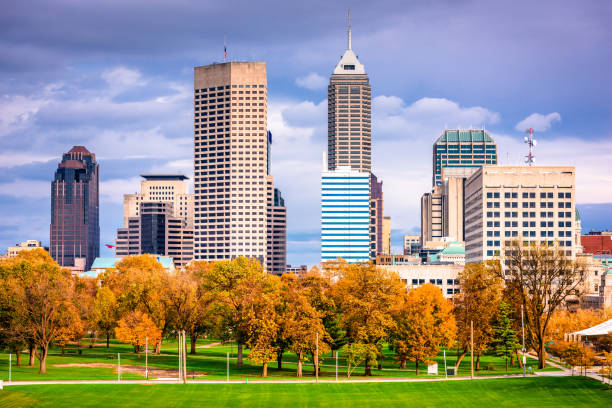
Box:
[321,167,370,263]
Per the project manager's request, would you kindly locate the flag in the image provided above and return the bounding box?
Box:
[105,244,115,249]
[224,46,227,60]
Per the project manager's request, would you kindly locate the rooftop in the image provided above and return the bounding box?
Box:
[435,129,495,144]
[91,256,175,270]
[140,174,189,181]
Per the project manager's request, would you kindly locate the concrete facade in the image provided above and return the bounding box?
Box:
[464,166,577,264]
[266,177,287,275]
[382,216,391,254]
[123,175,193,228]
[2,240,47,258]
[379,263,463,300]
[193,62,269,263]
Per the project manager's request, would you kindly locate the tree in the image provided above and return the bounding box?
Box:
[601,351,612,389]
[91,286,119,348]
[453,262,504,370]
[0,249,80,373]
[331,261,405,376]
[237,273,282,377]
[503,242,586,368]
[280,274,330,377]
[546,308,608,343]
[103,255,171,354]
[560,342,595,376]
[491,301,521,372]
[166,266,214,355]
[392,284,456,375]
[54,303,84,355]
[201,257,264,366]
[115,311,161,358]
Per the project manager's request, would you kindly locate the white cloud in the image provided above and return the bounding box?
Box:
[0,153,56,167]
[0,179,49,199]
[101,66,148,93]
[99,177,142,203]
[295,72,327,91]
[515,112,561,131]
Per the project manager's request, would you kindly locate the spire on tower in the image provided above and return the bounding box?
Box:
[347,9,352,50]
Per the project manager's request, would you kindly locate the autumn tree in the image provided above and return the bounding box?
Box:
[453,262,504,370]
[201,257,263,365]
[237,273,282,377]
[491,301,520,372]
[115,310,162,358]
[391,283,456,375]
[91,286,119,348]
[503,242,586,368]
[54,303,84,355]
[546,308,609,343]
[103,255,170,353]
[280,274,330,377]
[331,261,405,376]
[0,249,80,373]
[166,265,214,354]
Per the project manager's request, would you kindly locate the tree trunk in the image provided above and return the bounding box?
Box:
[39,345,48,374]
[537,341,546,369]
[61,345,65,356]
[29,344,36,366]
[515,350,523,368]
[277,350,283,370]
[136,345,141,359]
[505,358,508,372]
[106,333,110,348]
[399,359,406,369]
[455,349,467,370]
[297,351,303,378]
[237,343,243,366]
[16,349,21,367]
[331,349,335,358]
[190,334,198,355]
[476,354,481,371]
[416,360,420,376]
[262,362,268,377]
[155,341,161,355]
[510,354,515,367]
[365,357,371,376]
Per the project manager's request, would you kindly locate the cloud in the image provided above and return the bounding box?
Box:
[0,179,49,199]
[373,96,500,140]
[99,177,142,203]
[295,72,327,90]
[102,66,148,92]
[515,112,561,132]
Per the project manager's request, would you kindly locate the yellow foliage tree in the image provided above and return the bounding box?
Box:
[331,261,405,376]
[392,283,456,375]
[115,310,161,358]
[453,262,504,370]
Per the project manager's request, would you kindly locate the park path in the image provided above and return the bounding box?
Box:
[2,373,554,387]
[196,341,222,349]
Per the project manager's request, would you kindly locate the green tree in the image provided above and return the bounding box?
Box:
[492,301,521,372]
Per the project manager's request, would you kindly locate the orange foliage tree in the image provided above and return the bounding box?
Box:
[115,310,161,358]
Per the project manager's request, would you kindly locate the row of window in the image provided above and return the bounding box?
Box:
[487,191,572,199]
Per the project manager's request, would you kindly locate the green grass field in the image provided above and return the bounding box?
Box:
[0,337,557,381]
[0,377,608,407]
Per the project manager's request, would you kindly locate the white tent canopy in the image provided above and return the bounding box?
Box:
[570,319,612,337]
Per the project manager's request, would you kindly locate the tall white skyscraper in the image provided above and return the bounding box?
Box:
[193,62,269,263]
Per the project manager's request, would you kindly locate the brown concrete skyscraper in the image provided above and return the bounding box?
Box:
[50,146,99,272]
[327,12,372,172]
[193,62,269,263]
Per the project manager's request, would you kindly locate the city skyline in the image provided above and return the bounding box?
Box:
[1,1,611,266]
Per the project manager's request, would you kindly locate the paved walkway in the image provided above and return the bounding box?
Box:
[2,374,548,387]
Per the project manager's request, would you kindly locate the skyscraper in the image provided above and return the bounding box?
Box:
[266,179,287,275]
[193,62,269,263]
[327,12,372,173]
[321,166,371,263]
[50,146,99,272]
[432,129,497,186]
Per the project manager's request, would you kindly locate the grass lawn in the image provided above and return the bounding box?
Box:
[0,338,558,381]
[0,377,608,407]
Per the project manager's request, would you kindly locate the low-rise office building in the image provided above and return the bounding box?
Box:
[2,240,48,258]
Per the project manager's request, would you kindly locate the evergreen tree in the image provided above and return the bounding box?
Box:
[492,301,521,372]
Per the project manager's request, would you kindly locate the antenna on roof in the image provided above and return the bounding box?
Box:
[524,128,537,166]
[347,9,352,50]
[224,34,227,62]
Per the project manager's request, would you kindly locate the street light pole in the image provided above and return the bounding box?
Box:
[470,320,474,379]
[145,336,148,380]
[521,304,526,377]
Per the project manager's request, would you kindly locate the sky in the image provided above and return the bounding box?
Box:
[1,0,611,266]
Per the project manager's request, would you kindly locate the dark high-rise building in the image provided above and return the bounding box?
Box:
[50,146,99,272]
[370,173,383,259]
[327,12,371,173]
